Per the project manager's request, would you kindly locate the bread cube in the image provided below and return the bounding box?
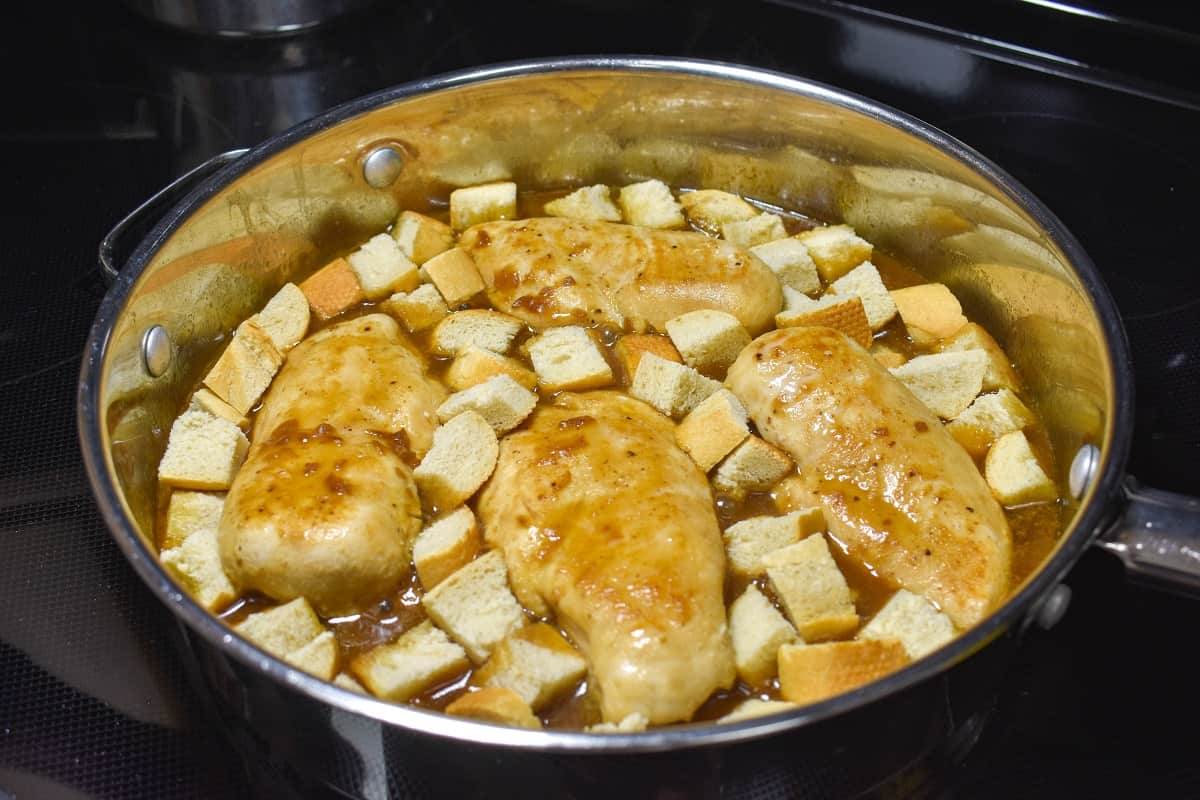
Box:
[286,630,338,680]
[711,435,794,498]
[750,238,821,296]
[722,508,826,578]
[445,687,542,729]
[629,353,722,419]
[450,181,517,231]
[423,247,486,307]
[189,388,249,431]
[445,345,538,392]
[392,210,455,265]
[869,342,909,370]
[300,257,365,320]
[162,490,225,550]
[235,597,325,659]
[160,526,236,612]
[202,320,284,415]
[422,550,528,664]
[414,507,483,590]
[729,584,799,686]
[158,408,249,491]
[679,189,758,235]
[675,389,749,472]
[612,334,682,385]
[794,225,874,282]
[764,534,858,641]
[617,179,685,229]
[414,411,500,512]
[775,293,872,349]
[947,389,1034,458]
[664,309,751,376]
[890,283,967,347]
[889,350,988,419]
[938,322,1022,393]
[437,375,537,435]
[828,261,898,331]
[586,712,649,734]
[347,233,420,300]
[251,282,310,352]
[385,284,450,333]
[333,672,367,693]
[858,589,956,660]
[984,430,1057,505]
[770,475,815,514]
[777,639,909,705]
[473,622,587,710]
[527,326,613,392]
[543,184,621,222]
[352,620,469,701]
[721,213,787,250]
[430,309,525,357]
[718,699,799,723]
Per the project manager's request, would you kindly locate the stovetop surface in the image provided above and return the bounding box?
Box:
[2,2,1198,798]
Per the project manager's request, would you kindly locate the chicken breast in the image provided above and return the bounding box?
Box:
[476,391,735,724]
[726,327,1011,628]
[460,217,782,334]
[220,314,445,616]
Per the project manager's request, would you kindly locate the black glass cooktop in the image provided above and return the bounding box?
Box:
[1,1,1198,797]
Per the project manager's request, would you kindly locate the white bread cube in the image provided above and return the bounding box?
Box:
[718,699,799,723]
[413,507,483,590]
[612,333,681,385]
[430,309,524,357]
[286,630,338,680]
[543,184,621,222]
[189,388,249,431]
[423,247,486,306]
[675,389,749,472]
[437,375,537,434]
[750,239,821,296]
[473,622,587,710]
[629,353,722,419]
[775,293,872,349]
[347,233,420,300]
[162,490,225,551]
[778,639,908,705]
[869,341,909,370]
[721,213,787,250]
[889,350,989,419]
[445,687,542,729]
[450,181,517,231]
[938,322,1022,393]
[392,210,454,265]
[764,534,858,641]
[251,282,310,352]
[333,672,367,693]
[202,320,284,415]
[587,712,649,734]
[729,584,799,686]
[858,589,956,660]
[794,225,874,282]
[234,597,325,659]
[890,283,967,347]
[947,389,1034,458]
[422,550,528,663]
[414,411,500,512]
[527,326,613,392]
[617,179,685,229]
[385,283,450,333]
[984,430,1057,505]
[352,620,469,701]
[679,189,758,235]
[828,261,897,331]
[445,345,538,391]
[160,526,236,612]
[711,435,794,498]
[300,257,365,321]
[158,408,249,491]
[723,508,826,578]
[665,309,751,376]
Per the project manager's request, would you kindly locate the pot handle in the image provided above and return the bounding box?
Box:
[98,148,249,284]
[1094,477,1200,597]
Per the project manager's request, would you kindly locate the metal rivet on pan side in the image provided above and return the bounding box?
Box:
[362,146,404,188]
[1068,443,1100,500]
[141,325,173,377]
[1035,584,1072,630]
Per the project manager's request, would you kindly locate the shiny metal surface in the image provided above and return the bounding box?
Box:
[1070,443,1101,500]
[1034,584,1073,630]
[127,0,374,36]
[140,325,173,378]
[362,146,405,188]
[1097,480,1200,597]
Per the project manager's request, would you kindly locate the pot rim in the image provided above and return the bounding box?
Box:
[77,55,1135,753]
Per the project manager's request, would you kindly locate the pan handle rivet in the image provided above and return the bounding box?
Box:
[363,146,404,188]
[1068,444,1100,501]
[142,325,173,378]
[1036,584,1072,630]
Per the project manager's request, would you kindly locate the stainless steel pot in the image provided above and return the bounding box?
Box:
[78,58,1200,798]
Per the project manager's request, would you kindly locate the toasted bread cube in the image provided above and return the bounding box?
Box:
[423,550,528,663]
[286,630,338,680]
[947,389,1035,458]
[437,375,537,435]
[890,283,967,347]
[414,507,483,590]
[723,508,826,578]
[721,213,787,250]
[543,184,621,222]
[828,261,897,331]
[586,712,649,734]
[445,687,542,729]
[347,233,420,301]
[889,350,988,419]
[392,210,454,265]
[423,247,486,306]
[158,408,249,490]
[711,435,794,498]
[679,189,758,235]
[775,293,872,349]
[189,388,249,431]
[300,257,365,320]
[778,639,909,705]
[675,389,749,472]
[612,333,682,385]
[629,353,722,419]
[431,309,525,357]
[251,282,310,352]
[617,179,685,229]
[162,490,225,551]
[858,589,956,660]
[235,597,325,659]
[730,585,800,686]
[333,672,367,693]
[450,181,517,231]
[794,225,874,282]
[160,526,236,612]
[718,699,800,723]
[351,620,469,701]
[869,342,909,370]
[764,534,858,641]
[445,345,538,391]
[665,309,751,376]
[414,411,500,512]
[984,430,1057,505]
[202,320,284,415]
[750,238,821,296]
[473,622,588,710]
[385,283,450,333]
[527,326,613,392]
[938,322,1022,393]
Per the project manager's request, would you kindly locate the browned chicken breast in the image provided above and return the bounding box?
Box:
[460,217,782,334]
[726,327,1011,628]
[476,391,736,724]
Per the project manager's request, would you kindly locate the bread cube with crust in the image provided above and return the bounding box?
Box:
[729,584,800,686]
[775,292,872,349]
[445,687,542,729]
[347,233,420,300]
[286,631,338,680]
[586,712,649,734]
[422,550,528,664]
[430,309,525,357]
[764,534,858,641]
[234,597,325,659]
[722,508,826,578]
[473,623,588,710]
[158,408,249,491]
[202,320,284,415]
[937,322,1022,393]
[450,181,517,231]
[413,507,483,590]
[778,639,909,705]
[947,389,1034,458]
[445,345,538,392]
[527,326,613,392]
[385,284,450,333]
[300,257,365,320]
[675,389,749,472]
[392,210,454,265]
[750,238,821,296]
[251,282,310,352]
[437,374,537,435]
[162,490,225,550]
[858,589,956,660]
[612,333,682,385]
[544,184,621,222]
[617,179,686,229]
[351,620,469,701]
[889,350,988,419]
[160,525,236,612]
[189,388,249,431]
[679,189,758,235]
[890,283,967,347]
[665,309,752,376]
[794,225,874,282]
[711,435,794,498]
[718,699,800,723]
[869,341,909,370]
[423,247,486,307]
[629,353,723,419]
[984,430,1057,505]
[828,261,898,331]
[414,411,500,512]
[721,213,788,250]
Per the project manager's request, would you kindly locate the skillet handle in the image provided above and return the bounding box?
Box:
[98,148,249,284]
[1095,477,1200,597]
